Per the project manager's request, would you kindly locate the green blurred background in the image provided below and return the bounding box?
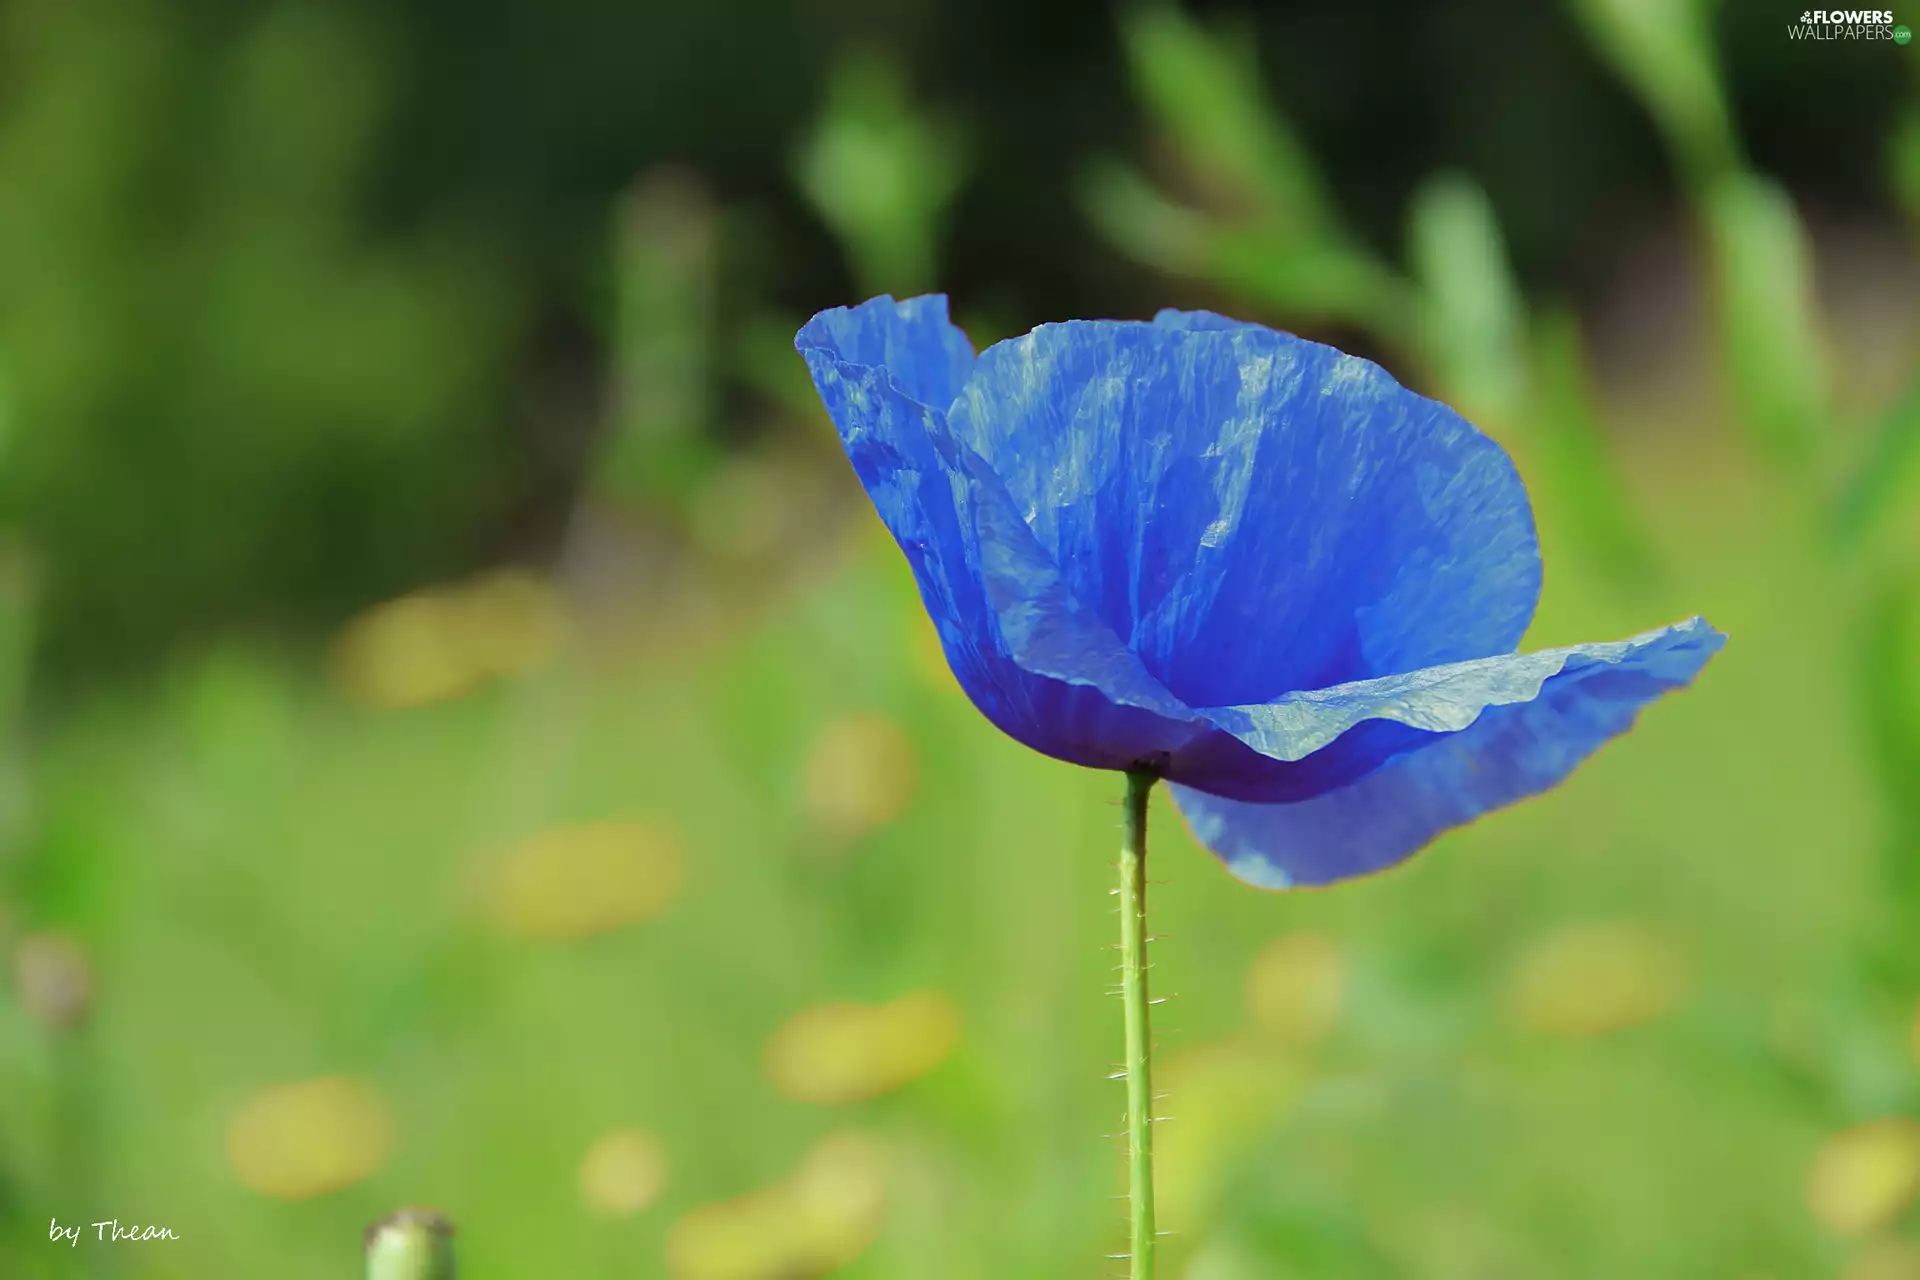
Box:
[1,0,1917,1275]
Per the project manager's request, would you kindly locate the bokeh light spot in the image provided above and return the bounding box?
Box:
[226,1076,391,1200]
[579,1128,668,1217]
[490,820,683,941]
[332,569,567,710]
[1243,931,1343,1046]
[333,591,471,708]
[1509,920,1684,1037]
[800,713,919,840]
[666,1131,887,1280]
[459,569,570,679]
[1807,1119,1920,1236]
[765,990,960,1104]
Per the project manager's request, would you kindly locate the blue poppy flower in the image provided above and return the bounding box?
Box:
[796,294,1724,889]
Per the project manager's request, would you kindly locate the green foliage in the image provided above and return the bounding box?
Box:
[1092,7,1415,340]
[1573,0,1838,473]
[1894,107,1920,223]
[1574,0,1918,980]
[0,0,1914,1275]
[1079,159,1220,282]
[1119,7,1332,235]
[0,544,35,732]
[0,498,1898,1276]
[1525,310,1660,587]
[1567,0,1738,185]
[1858,572,1920,900]
[594,170,725,510]
[1835,373,1920,556]
[1407,173,1528,431]
[796,53,968,299]
[1701,173,1831,465]
[0,0,521,671]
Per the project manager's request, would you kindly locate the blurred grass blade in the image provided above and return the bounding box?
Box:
[1527,309,1660,588]
[366,1208,455,1280]
[1568,0,1736,184]
[1859,570,1920,840]
[1703,172,1829,466]
[1207,228,1416,342]
[1855,571,1920,940]
[1080,160,1413,338]
[595,167,721,508]
[1120,6,1330,235]
[795,50,967,298]
[1834,373,1920,553]
[211,4,387,219]
[1407,172,1527,429]
[1082,155,1413,337]
[0,540,33,729]
[1079,158,1214,278]
[1890,105,1920,228]
[1092,7,1428,353]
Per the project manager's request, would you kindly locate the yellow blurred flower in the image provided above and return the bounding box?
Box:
[12,931,92,1031]
[579,1128,668,1217]
[1155,1037,1300,1233]
[489,821,683,941]
[1846,1238,1920,1280]
[1807,1119,1920,1236]
[800,714,919,840]
[1244,931,1343,1046]
[667,1131,887,1280]
[459,570,570,678]
[765,990,960,1104]
[332,569,567,709]
[332,590,470,707]
[226,1076,390,1200]
[788,1131,888,1239]
[1508,920,1684,1037]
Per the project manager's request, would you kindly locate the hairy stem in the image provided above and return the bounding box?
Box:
[1118,768,1158,1279]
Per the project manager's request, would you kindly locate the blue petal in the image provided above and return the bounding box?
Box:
[947,319,1540,709]
[797,298,1207,770]
[1150,307,1262,333]
[796,293,976,412]
[1168,618,1726,888]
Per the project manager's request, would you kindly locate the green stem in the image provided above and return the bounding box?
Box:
[1119,768,1158,1279]
[365,1208,456,1280]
